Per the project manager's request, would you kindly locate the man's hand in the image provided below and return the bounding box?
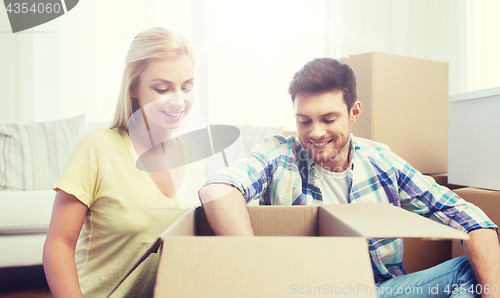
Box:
[463,228,500,297]
[199,183,255,236]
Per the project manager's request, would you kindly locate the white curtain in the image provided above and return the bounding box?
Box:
[324,0,468,96]
[324,0,499,94]
[1,0,499,124]
[204,0,326,129]
[465,0,500,92]
[205,0,500,130]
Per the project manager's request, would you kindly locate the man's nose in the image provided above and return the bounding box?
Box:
[309,122,326,139]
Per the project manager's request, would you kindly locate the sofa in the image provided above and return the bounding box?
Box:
[0,116,283,269]
[0,116,109,268]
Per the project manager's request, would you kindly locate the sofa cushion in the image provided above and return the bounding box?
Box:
[0,115,84,191]
[0,190,55,235]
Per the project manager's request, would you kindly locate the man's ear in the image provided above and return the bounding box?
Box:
[350,101,361,125]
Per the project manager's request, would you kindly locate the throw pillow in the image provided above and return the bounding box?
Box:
[0,115,85,191]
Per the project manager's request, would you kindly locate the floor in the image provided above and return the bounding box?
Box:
[0,266,52,298]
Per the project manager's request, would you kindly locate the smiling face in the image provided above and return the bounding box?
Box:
[131,55,194,131]
[294,89,361,172]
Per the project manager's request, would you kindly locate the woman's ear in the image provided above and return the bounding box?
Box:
[350,101,362,125]
[130,87,137,98]
[130,79,139,99]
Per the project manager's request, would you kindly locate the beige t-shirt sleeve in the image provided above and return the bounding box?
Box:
[52,130,108,207]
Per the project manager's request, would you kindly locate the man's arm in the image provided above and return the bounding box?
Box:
[200,135,296,235]
[391,153,500,295]
[199,183,255,236]
[463,228,500,297]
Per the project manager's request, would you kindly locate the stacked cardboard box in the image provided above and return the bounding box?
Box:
[345,52,449,174]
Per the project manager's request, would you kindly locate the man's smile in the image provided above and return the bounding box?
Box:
[309,139,333,149]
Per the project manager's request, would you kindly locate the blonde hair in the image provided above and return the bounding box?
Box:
[110,27,194,129]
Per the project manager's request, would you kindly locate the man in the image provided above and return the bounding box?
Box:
[199,58,500,297]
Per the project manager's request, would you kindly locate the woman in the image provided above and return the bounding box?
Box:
[43,27,205,297]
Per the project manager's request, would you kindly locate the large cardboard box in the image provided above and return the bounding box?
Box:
[345,52,449,175]
[451,187,500,258]
[448,86,500,190]
[108,203,467,298]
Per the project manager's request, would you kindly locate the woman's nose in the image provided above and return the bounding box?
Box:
[165,91,184,109]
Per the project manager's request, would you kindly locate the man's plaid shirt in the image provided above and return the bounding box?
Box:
[205,134,497,281]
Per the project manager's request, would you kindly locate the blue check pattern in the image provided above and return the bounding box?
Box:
[205,134,497,281]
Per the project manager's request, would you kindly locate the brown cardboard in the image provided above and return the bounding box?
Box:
[345,52,449,175]
[248,205,319,236]
[451,187,500,258]
[322,203,454,273]
[156,237,373,298]
[319,204,466,239]
[108,203,469,298]
[402,239,451,274]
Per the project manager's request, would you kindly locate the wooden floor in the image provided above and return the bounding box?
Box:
[0,288,51,298]
[0,266,52,298]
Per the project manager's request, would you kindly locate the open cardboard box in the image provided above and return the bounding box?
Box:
[108,203,468,298]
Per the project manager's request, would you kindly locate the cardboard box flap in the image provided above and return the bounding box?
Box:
[319,203,469,240]
[155,236,377,298]
[159,208,196,238]
[107,208,196,298]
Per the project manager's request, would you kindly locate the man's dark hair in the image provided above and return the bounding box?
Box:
[288,58,357,111]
